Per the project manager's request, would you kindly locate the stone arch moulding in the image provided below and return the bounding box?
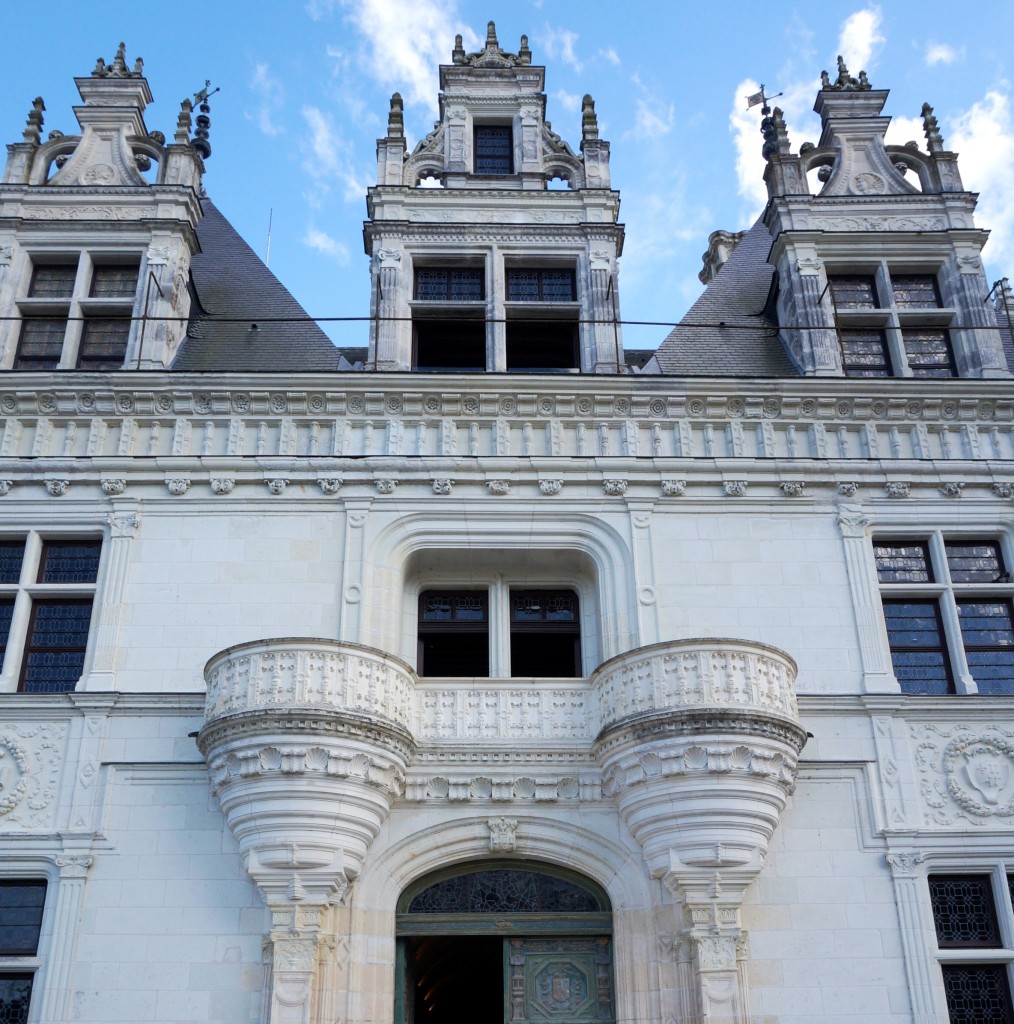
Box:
[358,509,639,666]
[345,812,661,1024]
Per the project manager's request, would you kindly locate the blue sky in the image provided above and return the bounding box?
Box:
[4,1,1014,352]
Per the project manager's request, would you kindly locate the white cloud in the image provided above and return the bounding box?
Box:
[599,47,620,67]
[949,89,1014,276]
[337,0,480,113]
[884,114,924,148]
[303,226,350,263]
[247,63,285,137]
[553,89,580,114]
[730,78,769,222]
[305,0,337,20]
[301,105,369,204]
[632,98,674,137]
[925,42,963,67]
[836,7,884,74]
[541,26,582,72]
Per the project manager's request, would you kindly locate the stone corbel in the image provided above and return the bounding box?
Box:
[265,902,334,1024]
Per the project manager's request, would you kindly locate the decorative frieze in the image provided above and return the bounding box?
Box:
[0,723,67,830]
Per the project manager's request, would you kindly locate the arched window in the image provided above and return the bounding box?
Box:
[396,863,614,1024]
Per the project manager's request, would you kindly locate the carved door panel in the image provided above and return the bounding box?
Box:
[507,937,613,1024]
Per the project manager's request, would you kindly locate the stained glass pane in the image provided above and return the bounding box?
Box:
[903,329,956,378]
[474,126,512,174]
[941,965,1014,1024]
[929,876,1001,947]
[420,592,487,623]
[407,870,603,914]
[946,541,1006,583]
[0,601,15,660]
[0,542,25,584]
[0,976,33,1024]
[89,263,139,298]
[414,269,483,301]
[840,329,891,377]
[39,541,101,582]
[958,599,1014,694]
[28,264,77,297]
[541,270,576,302]
[0,881,46,955]
[874,541,932,583]
[507,270,541,302]
[15,319,65,370]
[892,274,940,309]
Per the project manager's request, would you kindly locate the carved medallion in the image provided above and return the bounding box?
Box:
[945,736,1014,817]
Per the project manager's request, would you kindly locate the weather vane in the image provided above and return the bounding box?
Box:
[745,84,783,112]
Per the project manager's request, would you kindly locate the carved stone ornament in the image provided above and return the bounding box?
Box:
[318,478,342,495]
[0,245,13,266]
[432,478,454,495]
[589,250,612,270]
[0,724,66,829]
[46,479,70,497]
[377,247,402,268]
[661,479,686,497]
[723,480,747,497]
[487,479,510,496]
[376,479,398,495]
[488,816,519,852]
[55,855,94,878]
[265,479,288,496]
[884,481,910,499]
[539,479,563,496]
[836,512,872,538]
[780,481,805,497]
[107,511,141,538]
[836,481,859,497]
[886,852,926,878]
[849,172,887,195]
[603,479,627,496]
[100,478,126,496]
[0,481,13,497]
[210,478,235,496]
[993,482,1014,499]
[939,482,965,499]
[795,256,823,274]
[957,254,983,273]
[166,478,190,496]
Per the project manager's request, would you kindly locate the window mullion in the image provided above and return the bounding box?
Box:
[489,578,510,678]
[930,534,975,693]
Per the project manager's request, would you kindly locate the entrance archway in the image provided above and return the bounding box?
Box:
[395,862,614,1024]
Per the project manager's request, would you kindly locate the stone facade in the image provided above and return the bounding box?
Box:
[1,34,1013,1024]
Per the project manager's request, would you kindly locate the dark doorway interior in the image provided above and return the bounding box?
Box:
[407,935,503,1023]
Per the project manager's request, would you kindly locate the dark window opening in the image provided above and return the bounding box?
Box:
[14,318,66,370]
[18,599,94,694]
[414,268,484,302]
[405,935,502,1024]
[414,319,486,372]
[89,263,140,299]
[77,319,129,370]
[510,590,581,677]
[829,275,878,309]
[882,598,954,695]
[28,264,77,298]
[506,269,576,302]
[839,328,891,377]
[506,321,578,371]
[892,274,941,309]
[474,125,512,174]
[418,591,489,677]
[903,329,956,378]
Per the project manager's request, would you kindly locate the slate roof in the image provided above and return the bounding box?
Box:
[171,199,342,372]
[654,218,799,376]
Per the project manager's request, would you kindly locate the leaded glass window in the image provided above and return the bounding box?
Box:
[903,329,956,378]
[506,269,577,303]
[839,329,891,377]
[15,319,66,370]
[38,540,101,584]
[414,268,484,302]
[77,319,130,370]
[829,275,878,309]
[941,965,1014,1024]
[474,125,513,174]
[930,876,1002,947]
[946,541,1006,584]
[89,263,139,298]
[28,264,77,298]
[875,541,932,583]
[892,274,941,309]
[406,869,604,915]
[0,881,46,1024]
[882,599,953,694]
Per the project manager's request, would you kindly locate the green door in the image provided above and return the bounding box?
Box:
[396,864,614,1024]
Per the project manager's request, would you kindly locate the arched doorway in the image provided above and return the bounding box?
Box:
[395,862,614,1024]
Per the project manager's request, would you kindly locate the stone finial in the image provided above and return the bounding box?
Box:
[452,33,466,64]
[486,20,498,47]
[22,97,45,145]
[458,20,529,68]
[760,105,789,160]
[112,42,128,74]
[175,98,193,145]
[387,92,404,138]
[820,55,872,91]
[518,34,531,64]
[91,42,143,79]
[582,94,599,141]
[922,102,944,153]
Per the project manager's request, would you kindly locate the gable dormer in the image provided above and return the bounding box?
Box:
[365,22,625,374]
[762,58,1009,378]
[0,44,204,370]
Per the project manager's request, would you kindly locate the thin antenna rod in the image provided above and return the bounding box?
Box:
[265,208,273,267]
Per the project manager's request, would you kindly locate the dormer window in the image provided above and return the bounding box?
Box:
[474,125,513,174]
[412,265,486,371]
[829,268,956,379]
[504,266,579,371]
[14,254,140,371]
